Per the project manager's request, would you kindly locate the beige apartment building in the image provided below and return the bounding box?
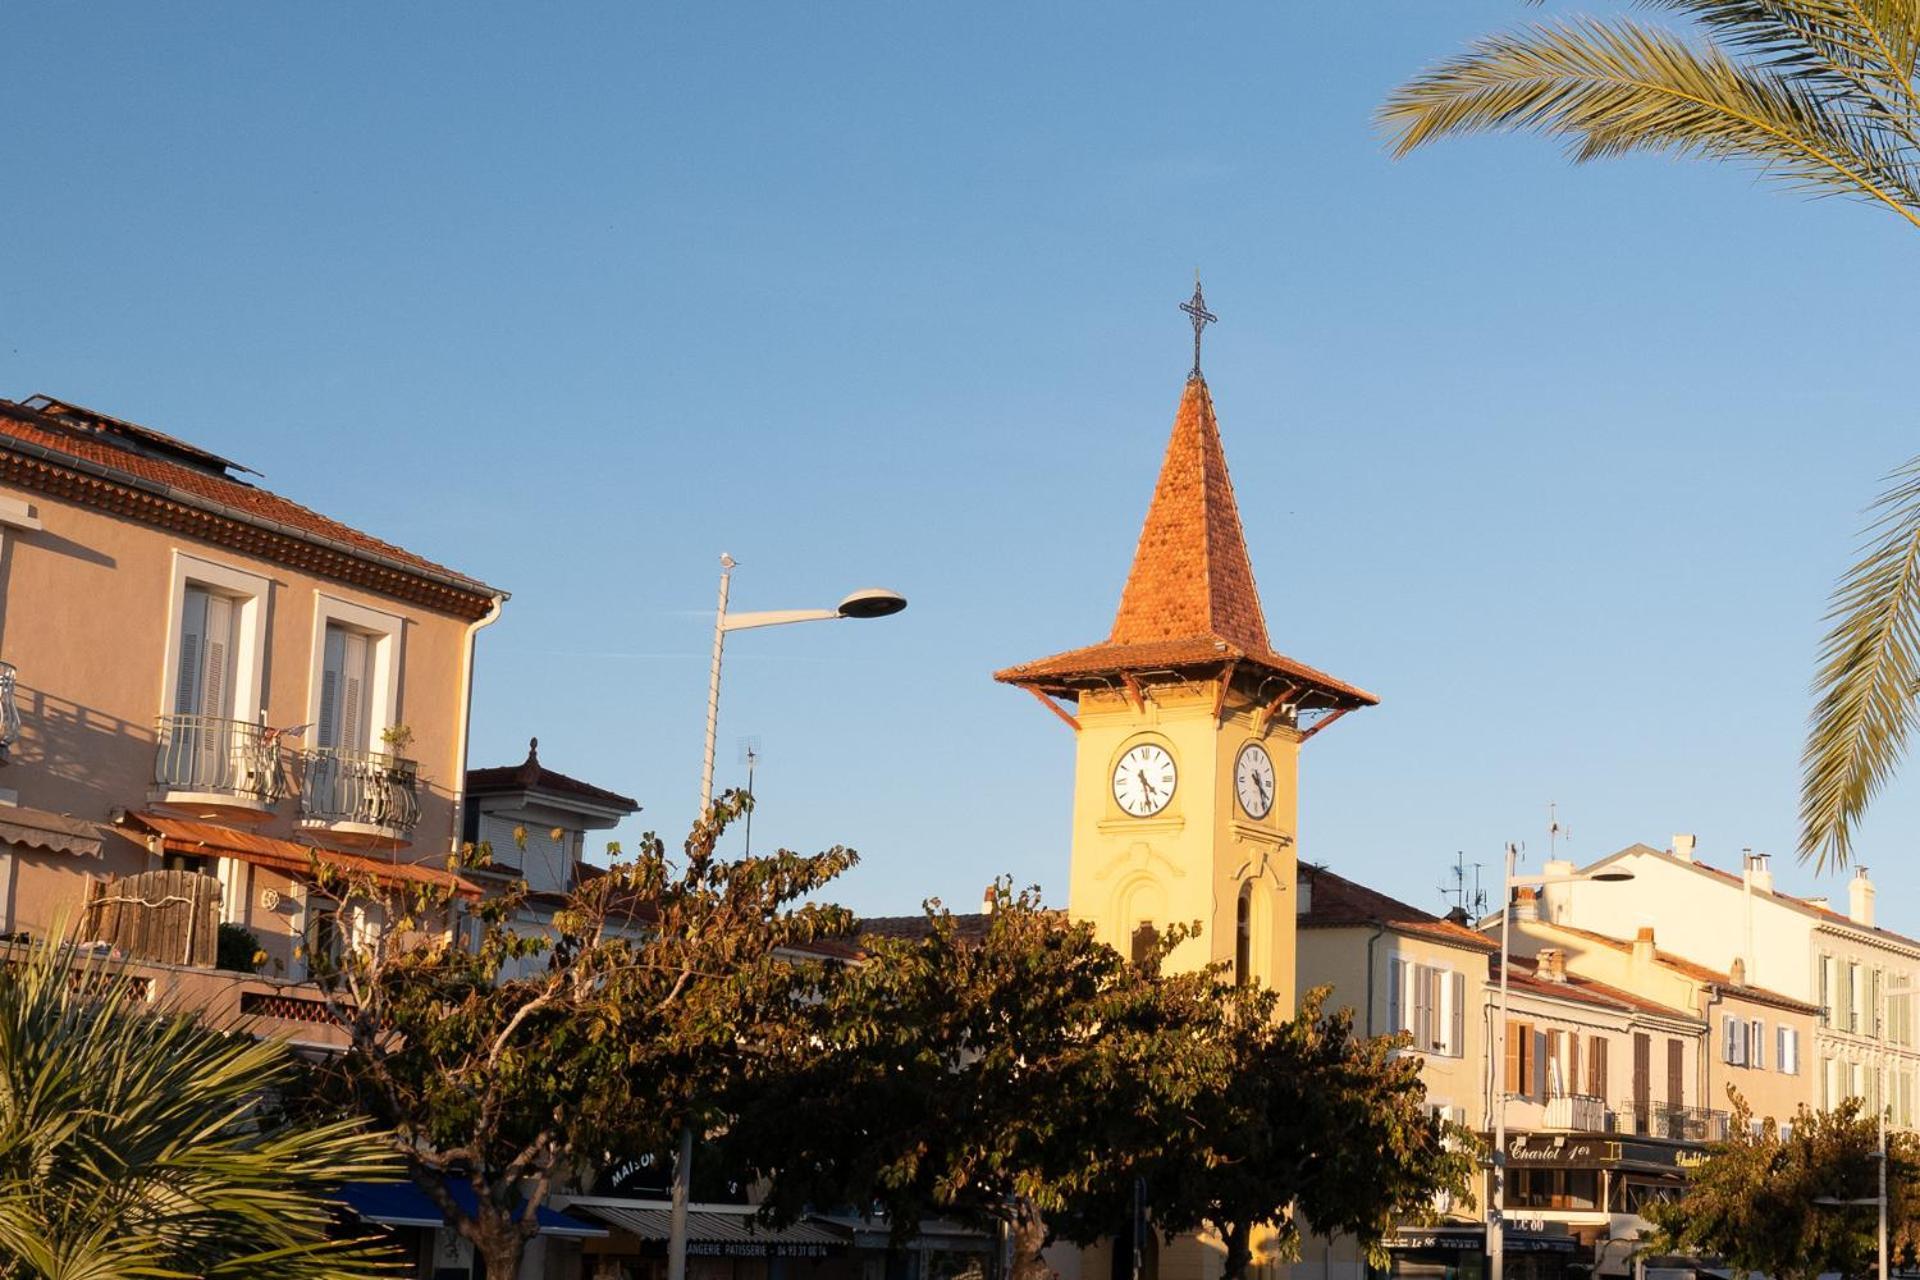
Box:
[1500,908,1820,1128]
[0,393,502,1018]
[1540,841,1920,1129]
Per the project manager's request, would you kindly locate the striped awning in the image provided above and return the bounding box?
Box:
[0,806,103,858]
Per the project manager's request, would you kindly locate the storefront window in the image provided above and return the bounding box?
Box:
[1509,1169,1600,1211]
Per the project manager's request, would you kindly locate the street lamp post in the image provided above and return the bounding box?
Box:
[1487,845,1633,1280]
[668,554,907,1280]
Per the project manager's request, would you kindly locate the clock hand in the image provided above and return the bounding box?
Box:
[1137,770,1158,801]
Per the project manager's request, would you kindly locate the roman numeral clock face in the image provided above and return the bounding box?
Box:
[1112,744,1177,817]
[1235,742,1275,819]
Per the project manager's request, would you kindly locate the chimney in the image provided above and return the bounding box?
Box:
[981,884,997,915]
[1730,956,1747,986]
[1297,871,1313,916]
[1850,866,1876,928]
[1744,850,1774,895]
[1632,926,1657,969]
[1807,896,1831,912]
[1672,834,1698,863]
[1538,948,1568,982]
[1513,886,1541,923]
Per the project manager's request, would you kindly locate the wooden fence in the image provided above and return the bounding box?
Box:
[81,868,220,967]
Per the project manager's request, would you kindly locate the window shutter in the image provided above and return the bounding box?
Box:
[1505,1021,1526,1097]
[1667,1038,1685,1106]
[176,586,207,714]
[1590,1036,1608,1101]
[319,625,345,748]
[1750,1020,1765,1070]
[201,593,233,719]
[1534,1028,1548,1101]
[1388,958,1404,1035]
[1450,971,1466,1058]
[1568,1031,1581,1095]
[1777,1025,1789,1075]
[343,631,370,750]
[1723,1015,1738,1064]
[1413,965,1431,1049]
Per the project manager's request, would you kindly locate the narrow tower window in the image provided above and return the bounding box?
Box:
[1235,882,1253,986]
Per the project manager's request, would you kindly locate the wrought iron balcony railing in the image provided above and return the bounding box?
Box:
[153,714,286,806]
[0,662,19,763]
[1608,1100,1729,1142]
[298,745,420,836]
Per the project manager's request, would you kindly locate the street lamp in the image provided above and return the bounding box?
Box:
[671,553,907,1280]
[1487,844,1634,1280]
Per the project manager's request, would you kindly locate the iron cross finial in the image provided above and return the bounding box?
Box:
[1180,273,1217,381]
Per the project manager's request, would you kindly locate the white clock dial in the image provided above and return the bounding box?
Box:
[1112,744,1177,817]
[1235,742,1276,820]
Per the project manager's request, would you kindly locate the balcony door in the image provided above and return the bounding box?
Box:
[170,586,239,789]
[1633,1032,1652,1133]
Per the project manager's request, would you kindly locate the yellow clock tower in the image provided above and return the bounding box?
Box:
[995,286,1374,1008]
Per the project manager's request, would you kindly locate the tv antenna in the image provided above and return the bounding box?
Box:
[1548,802,1571,859]
[1439,851,1488,917]
[738,737,761,855]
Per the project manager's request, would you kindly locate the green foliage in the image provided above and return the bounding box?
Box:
[309,791,855,1280]
[1644,1093,1920,1280]
[1803,454,1920,869]
[731,885,1469,1280]
[0,936,403,1279]
[1380,1,1920,231]
[218,921,264,973]
[1380,3,1920,865]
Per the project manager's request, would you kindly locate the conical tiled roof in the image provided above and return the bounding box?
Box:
[1108,378,1269,651]
[995,376,1375,708]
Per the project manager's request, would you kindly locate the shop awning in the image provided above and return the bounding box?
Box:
[564,1199,845,1257]
[124,813,482,900]
[813,1214,997,1253]
[336,1181,606,1238]
[0,805,103,858]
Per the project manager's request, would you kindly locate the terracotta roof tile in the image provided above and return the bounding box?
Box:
[1297,866,1498,952]
[466,738,640,813]
[1524,921,1821,1014]
[0,397,498,601]
[1502,954,1699,1022]
[995,377,1373,707]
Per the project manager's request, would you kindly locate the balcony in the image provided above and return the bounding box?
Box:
[151,714,285,821]
[0,661,19,764]
[1607,1100,1729,1142]
[1543,1094,1607,1132]
[297,745,419,849]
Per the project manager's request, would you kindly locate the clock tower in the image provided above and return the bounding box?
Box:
[995,288,1374,1008]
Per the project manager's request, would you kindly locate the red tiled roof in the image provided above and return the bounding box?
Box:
[1298,866,1498,952]
[994,378,1373,708]
[0,396,500,610]
[466,738,640,814]
[1502,954,1699,1022]
[122,812,481,900]
[1525,920,1821,1015]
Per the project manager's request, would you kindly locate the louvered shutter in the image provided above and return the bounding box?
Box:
[201,593,234,719]
[1388,958,1404,1035]
[176,586,208,713]
[319,625,344,747]
[1449,971,1466,1057]
[1568,1031,1581,1095]
[342,631,369,750]
[1750,1020,1765,1070]
[1412,965,1431,1049]
[1723,1015,1739,1064]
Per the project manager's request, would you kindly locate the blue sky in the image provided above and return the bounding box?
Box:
[6,2,1917,924]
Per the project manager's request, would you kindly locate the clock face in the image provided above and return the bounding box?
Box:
[1235,742,1276,820]
[1112,743,1177,817]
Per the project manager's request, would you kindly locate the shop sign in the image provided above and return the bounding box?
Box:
[688,1242,835,1259]
[1505,1135,1621,1167]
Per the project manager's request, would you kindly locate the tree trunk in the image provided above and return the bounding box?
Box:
[1219,1220,1252,1280]
[479,1230,526,1280]
[1009,1195,1050,1280]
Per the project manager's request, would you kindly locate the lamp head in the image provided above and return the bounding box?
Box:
[837,588,908,620]
[1590,870,1635,883]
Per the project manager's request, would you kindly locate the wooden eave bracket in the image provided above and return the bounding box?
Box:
[1212,660,1239,722]
[1024,686,1081,732]
[1121,672,1147,713]
[1255,683,1302,735]
[1297,705,1355,742]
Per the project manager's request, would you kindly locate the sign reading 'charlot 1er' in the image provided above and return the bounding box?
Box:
[1505,1135,1622,1166]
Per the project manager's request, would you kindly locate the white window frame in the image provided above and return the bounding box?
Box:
[159,553,270,721]
[304,594,404,754]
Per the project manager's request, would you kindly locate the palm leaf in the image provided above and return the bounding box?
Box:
[1802,456,1920,870]
[1378,16,1920,227]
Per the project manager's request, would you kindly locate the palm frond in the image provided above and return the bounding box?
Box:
[1379,17,1920,226]
[1802,455,1920,870]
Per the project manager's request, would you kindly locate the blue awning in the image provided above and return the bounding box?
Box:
[336,1180,607,1239]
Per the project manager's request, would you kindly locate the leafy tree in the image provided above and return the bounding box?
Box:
[1377,3,1920,868]
[310,793,854,1280]
[734,886,1470,1280]
[0,936,401,1279]
[1644,1093,1920,1280]
[1115,988,1476,1279]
